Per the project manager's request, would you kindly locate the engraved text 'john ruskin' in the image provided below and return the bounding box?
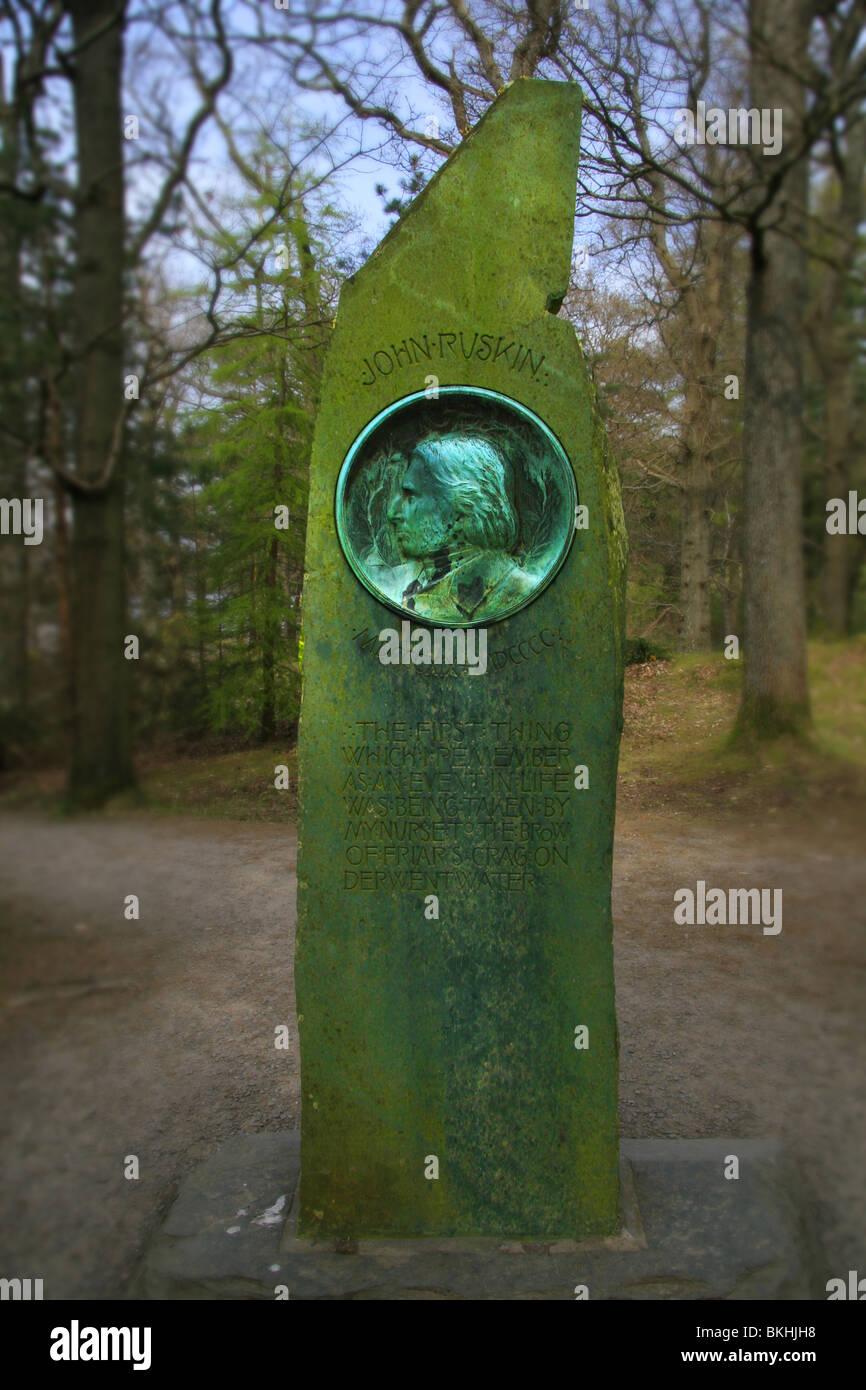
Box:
[359,331,548,386]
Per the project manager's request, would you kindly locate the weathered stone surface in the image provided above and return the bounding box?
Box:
[133,1136,825,1300]
[296,78,627,1239]
[129,1133,299,1301]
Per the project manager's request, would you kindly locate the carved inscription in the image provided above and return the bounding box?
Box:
[342,718,573,892]
[352,624,574,675]
[359,331,548,386]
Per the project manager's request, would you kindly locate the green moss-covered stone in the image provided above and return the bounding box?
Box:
[296,79,627,1238]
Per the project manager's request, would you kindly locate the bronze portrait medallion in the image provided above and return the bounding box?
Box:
[335,386,578,627]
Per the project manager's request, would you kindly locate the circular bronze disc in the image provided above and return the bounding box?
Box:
[334,386,577,627]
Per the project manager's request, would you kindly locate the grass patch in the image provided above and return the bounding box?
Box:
[135,744,298,820]
[0,744,298,822]
[619,637,866,815]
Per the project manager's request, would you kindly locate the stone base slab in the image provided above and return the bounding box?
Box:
[130,1134,824,1300]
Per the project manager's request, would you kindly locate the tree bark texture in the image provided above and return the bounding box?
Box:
[0,55,30,764]
[66,0,135,804]
[737,0,811,738]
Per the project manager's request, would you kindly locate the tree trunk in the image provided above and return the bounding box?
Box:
[679,474,713,650]
[822,380,851,634]
[678,333,715,652]
[720,503,741,640]
[736,0,811,740]
[65,0,134,805]
[260,525,278,743]
[0,53,29,765]
[816,118,866,635]
[190,484,208,694]
[53,462,74,746]
[673,218,731,653]
[0,438,28,766]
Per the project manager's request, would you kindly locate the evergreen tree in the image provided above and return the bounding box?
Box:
[180,183,337,741]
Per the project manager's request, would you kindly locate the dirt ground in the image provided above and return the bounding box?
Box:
[1,805,864,1299]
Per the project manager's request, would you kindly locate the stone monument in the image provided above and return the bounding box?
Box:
[295,78,627,1240]
[136,80,824,1302]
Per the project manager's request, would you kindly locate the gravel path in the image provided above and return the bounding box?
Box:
[0,807,863,1298]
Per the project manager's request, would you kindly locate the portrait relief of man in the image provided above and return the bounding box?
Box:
[338,389,576,627]
[378,433,534,623]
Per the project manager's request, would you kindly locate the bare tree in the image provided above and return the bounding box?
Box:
[247,0,865,739]
[807,93,865,635]
[0,0,353,801]
[0,1,66,766]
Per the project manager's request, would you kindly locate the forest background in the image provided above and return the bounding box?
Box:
[0,0,863,809]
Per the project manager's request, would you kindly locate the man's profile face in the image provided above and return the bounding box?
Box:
[387,454,454,559]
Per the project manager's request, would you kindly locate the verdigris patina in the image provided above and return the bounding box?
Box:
[336,387,577,625]
[296,78,627,1240]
